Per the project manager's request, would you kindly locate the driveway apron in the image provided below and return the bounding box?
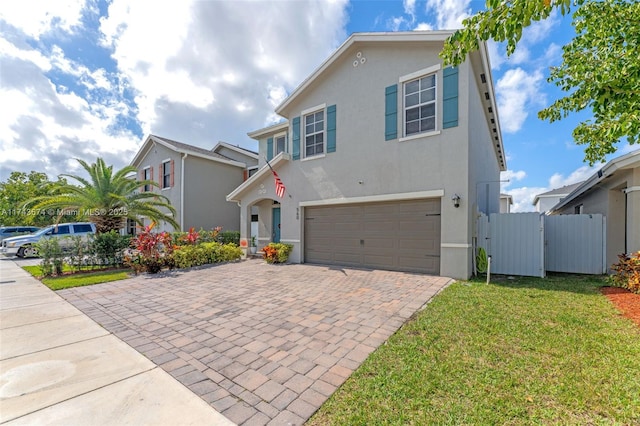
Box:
[59,259,452,425]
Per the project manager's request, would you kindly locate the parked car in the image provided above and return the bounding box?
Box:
[1,222,96,258]
[0,226,39,242]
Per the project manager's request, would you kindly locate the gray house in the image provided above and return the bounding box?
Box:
[131,135,258,233]
[549,148,640,268]
[532,182,583,213]
[227,31,505,279]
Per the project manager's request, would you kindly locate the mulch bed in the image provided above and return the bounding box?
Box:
[601,287,640,328]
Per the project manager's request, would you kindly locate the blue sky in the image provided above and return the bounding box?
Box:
[0,0,633,211]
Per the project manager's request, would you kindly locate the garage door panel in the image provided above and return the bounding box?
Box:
[305,199,441,274]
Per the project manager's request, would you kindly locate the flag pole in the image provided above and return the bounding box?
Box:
[264,156,289,198]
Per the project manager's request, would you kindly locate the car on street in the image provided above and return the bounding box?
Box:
[0,226,40,243]
[1,222,96,258]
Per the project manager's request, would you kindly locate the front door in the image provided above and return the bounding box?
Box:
[272,207,281,243]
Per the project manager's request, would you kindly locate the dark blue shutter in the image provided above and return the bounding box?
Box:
[443,66,459,129]
[327,104,336,153]
[292,117,300,160]
[266,137,273,161]
[385,84,398,140]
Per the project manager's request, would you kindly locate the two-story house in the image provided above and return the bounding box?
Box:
[227,31,505,279]
[131,135,258,233]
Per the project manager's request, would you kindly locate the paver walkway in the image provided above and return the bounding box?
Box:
[60,259,452,425]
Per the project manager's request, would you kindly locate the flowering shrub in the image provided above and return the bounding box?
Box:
[262,243,293,264]
[125,223,174,274]
[181,227,199,245]
[608,251,640,294]
[173,226,222,246]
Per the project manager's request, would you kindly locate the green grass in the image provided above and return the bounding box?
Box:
[308,274,640,425]
[22,265,130,290]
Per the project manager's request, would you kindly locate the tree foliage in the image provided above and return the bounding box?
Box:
[25,158,179,233]
[440,0,640,165]
[0,171,63,226]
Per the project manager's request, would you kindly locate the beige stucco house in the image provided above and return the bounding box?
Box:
[549,148,640,268]
[227,31,505,279]
[131,135,258,233]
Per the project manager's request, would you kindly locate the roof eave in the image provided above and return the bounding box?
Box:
[227,152,291,202]
[247,122,289,140]
[275,31,455,115]
[214,141,259,159]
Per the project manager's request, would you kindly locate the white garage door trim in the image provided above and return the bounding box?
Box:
[299,189,445,207]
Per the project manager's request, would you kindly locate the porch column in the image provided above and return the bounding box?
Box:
[238,203,252,258]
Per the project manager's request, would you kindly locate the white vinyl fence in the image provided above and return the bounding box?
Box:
[545,214,606,274]
[477,213,606,277]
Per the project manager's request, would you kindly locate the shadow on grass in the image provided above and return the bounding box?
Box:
[470,272,608,295]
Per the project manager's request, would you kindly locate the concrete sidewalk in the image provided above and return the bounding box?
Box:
[0,258,234,425]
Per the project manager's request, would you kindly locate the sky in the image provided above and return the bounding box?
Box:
[0,0,634,212]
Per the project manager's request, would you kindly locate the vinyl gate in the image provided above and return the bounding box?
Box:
[477,213,606,277]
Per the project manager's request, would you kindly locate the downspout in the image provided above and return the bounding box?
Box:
[181,153,188,231]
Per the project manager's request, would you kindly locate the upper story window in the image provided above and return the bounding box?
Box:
[304,110,324,158]
[143,167,151,192]
[404,73,436,137]
[275,134,286,156]
[162,160,171,189]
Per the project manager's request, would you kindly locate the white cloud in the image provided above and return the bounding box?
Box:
[0,0,86,39]
[0,1,350,180]
[504,163,597,213]
[496,68,545,133]
[507,186,547,212]
[500,170,526,188]
[523,10,560,44]
[425,0,471,29]
[548,165,595,189]
[100,0,349,139]
[414,22,434,31]
[403,0,416,18]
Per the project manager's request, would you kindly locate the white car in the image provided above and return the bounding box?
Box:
[1,222,96,258]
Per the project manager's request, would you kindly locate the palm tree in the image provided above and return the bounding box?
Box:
[25,158,179,233]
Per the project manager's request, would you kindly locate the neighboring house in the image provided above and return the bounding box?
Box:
[500,193,513,213]
[532,182,583,213]
[549,148,640,269]
[131,135,258,233]
[227,31,505,279]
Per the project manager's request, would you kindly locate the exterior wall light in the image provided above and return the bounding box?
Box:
[452,194,461,208]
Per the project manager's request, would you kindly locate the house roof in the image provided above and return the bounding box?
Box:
[550,148,640,213]
[275,31,456,115]
[247,121,289,140]
[500,193,513,205]
[130,135,248,168]
[532,182,583,206]
[226,152,291,202]
[268,31,505,171]
[213,141,259,159]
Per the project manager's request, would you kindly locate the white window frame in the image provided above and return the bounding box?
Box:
[399,64,441,142]
[274,132,287,158]
[301,103,326,161]
[142,166,151,192]
[161,159,171,190]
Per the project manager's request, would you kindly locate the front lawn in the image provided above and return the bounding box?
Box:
[308,274,640,425]
[23,265,130,290]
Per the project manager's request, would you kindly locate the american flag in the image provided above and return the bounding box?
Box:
[273,171,286,198]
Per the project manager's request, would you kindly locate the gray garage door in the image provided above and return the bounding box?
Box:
[304,199,441,274]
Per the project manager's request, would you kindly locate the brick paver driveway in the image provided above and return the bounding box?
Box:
[60,260,452,425]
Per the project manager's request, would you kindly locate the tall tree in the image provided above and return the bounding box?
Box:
[25,158,179,233]
[0,171,63,226]
[440,0,640,165]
